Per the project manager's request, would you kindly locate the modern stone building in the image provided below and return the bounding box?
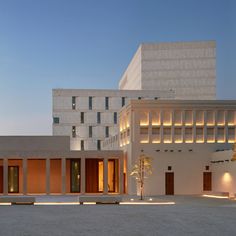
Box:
[1,41,236,198]
[119,100,236,195]
[0,136,123,195]
[53,89,174,151]
[119,41,216,99]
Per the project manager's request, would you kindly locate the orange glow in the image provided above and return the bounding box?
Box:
[207,123,215,126]
[207,140,215,143]
[185,140,193,143]
[163,123,172,126]
[196,140,204,143]
[228,140,236,143]
[174,123,182,126]
[98,161,104,192]
[140,140,149,144]
[175,140,183,143]
[140,122,149,126]
[152,140,160,144]
[223,172,232,183]
[185,123,193,126]
[164,140,172,143]
[152,122,160,126]
[228,123,235,126]
[196,123,204,126]
[217,123,225,126]
[217,140,225,143]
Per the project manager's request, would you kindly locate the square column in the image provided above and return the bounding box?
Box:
[119,158,124,194]
[80,158,85,194]
[23,158,27,195]
[61,158,66,194]
[3,158,8,195]
[103,158,108,194]
[46,158,50,195]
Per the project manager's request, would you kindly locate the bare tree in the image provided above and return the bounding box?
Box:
[130,154,152,200]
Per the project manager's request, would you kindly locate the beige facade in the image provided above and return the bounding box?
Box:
[53,89,174,151]
[0,136,124,196]
[119,100,236,195]
[119,41,216,99]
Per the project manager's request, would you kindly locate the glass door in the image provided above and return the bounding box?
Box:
[8,166,19,193]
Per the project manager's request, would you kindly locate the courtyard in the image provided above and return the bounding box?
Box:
[0,196,236,236]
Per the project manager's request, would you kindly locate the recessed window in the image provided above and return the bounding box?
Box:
[122,97,125,107]
[114,112,117,124]
[97,140,101,150]
[72,96,76,110]
[205,166,209,171]
[89,126,92,138]
[72,126,76,138]
[89,97,93,110]
[105,97,109,110]
[168,166,172,171]
[97,112,101,124]
[105,126,109,138]
[81,140,84,151]
[53,117,60,124]
[81,112,84,124]
[138,97,142,100]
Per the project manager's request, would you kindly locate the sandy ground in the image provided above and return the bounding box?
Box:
[0,196,236,236]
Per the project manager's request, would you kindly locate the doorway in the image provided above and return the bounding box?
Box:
[8,166,19,193]
[203,172,212,191]
[165,172,174,195]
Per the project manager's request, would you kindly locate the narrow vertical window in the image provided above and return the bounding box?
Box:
[89,96,92,110]
[81,112,84,124]
[122,97,125,107]
[114,112,117,124]
[70,159,80,193]
[72,96,76,110]
[53,117,59,124]
[97,112,101,124]
[97,140,101,150]
[105,126,109,138]
[72,126,76,138]
[89,126,92,138]
[81,140,84,151]
[105,97,109,110]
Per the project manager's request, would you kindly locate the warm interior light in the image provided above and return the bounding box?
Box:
[228,140,236,143]
[152,140,160,144]
[217,123,225,126]
[196,123,204,126]
[217,140,225,143]
[164,140,172,143]
[207,140,215,143]
[152,122,160,126]
[140,123,149,126]
[34,202,80,205]
[185,140,193,143]
[228,123,235,126]
[163,123,172,126]
[174,140,183,143]
[196,140,204,143]
[185,123,193,126]
[174,123,182,126]
[140,140,149,144]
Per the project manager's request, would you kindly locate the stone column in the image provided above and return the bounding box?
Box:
[119,158,124,194]
[23,158,27,195]
[103,158,108,194]
[3,158,8,195]
[80,158,85,194]
[61,158,66,194]
[46,158,50,195]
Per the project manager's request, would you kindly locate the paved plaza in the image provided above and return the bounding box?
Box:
[0,196,236,236]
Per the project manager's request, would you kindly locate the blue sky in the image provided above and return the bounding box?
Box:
[0,0,235,135]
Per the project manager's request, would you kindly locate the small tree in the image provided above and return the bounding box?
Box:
[130,154,152,200]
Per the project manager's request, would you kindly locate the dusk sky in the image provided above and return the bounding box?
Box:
[0,0,235,135]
